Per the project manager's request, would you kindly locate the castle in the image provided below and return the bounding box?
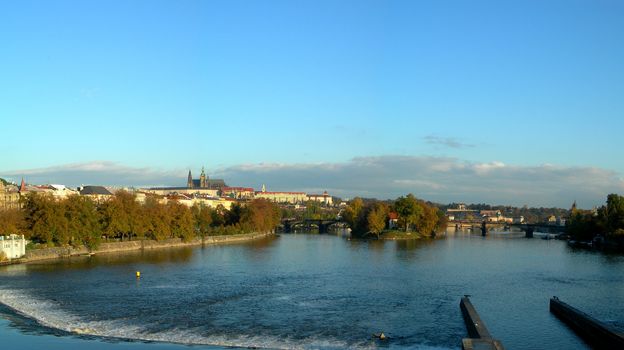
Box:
[143,167,227,196]
[186,167,226,189]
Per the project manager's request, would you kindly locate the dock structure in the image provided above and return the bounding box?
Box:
[460,297,505,350]
[550,296,624,349]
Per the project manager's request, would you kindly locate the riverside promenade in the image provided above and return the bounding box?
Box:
[12,232,274,264]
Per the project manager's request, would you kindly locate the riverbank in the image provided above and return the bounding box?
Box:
[4,232,274,265]
[379,230,425,240]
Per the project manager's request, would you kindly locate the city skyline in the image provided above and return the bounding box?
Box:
[2,1,623,208]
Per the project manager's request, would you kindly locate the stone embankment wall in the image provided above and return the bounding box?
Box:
[22,232,273,263]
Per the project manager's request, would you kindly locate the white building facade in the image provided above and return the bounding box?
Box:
[0,234,26,260]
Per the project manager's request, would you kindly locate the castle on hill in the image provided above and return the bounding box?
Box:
[144,166,227,196]
[187,167,226,189]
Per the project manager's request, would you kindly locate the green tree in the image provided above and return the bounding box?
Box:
[394,194,422,232]
[606,194,624,234]
[192,203,213,237]
[225,203,243,226]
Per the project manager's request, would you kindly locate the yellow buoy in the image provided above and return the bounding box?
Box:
[136,271,141,278]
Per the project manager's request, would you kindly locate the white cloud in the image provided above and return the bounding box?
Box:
[2,156,623,208]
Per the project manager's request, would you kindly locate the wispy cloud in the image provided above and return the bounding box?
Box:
[215,156,623,208]
[2,157,623,208]
[424,135,475,149]
[1,161,184,189]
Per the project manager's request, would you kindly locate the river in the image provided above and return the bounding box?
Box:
[0,231,623,350]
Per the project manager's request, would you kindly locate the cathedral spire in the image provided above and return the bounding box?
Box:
[187,170,193,188]
[200,166,207,188]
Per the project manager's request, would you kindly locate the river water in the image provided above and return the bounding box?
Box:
[0,231,623,350]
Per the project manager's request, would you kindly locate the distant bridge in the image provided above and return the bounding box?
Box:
[280,218,343,233]
[450,220,566,238]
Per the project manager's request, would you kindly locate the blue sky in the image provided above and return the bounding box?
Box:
[1,0,623,207]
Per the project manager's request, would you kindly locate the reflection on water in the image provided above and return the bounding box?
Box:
[0,232,622,350]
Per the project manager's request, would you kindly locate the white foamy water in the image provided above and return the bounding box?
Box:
[0,288,450,350]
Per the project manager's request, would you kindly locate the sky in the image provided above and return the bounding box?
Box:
[1,0,623,208]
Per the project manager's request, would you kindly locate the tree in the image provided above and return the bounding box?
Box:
[168,201,195,241]
[413,201,439,236]
[606,194,624,234]
[242,199,282,233]
[394,194,422,232]
[192,203,213,237]
[367,203,388,238]
[225,203,243,226]
[0,208,25,236]
[343,197,364,232]
[143,197,170,241]
[63,195,101,249]
[22,193,68,246]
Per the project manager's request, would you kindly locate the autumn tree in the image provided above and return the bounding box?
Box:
[142,196,170,241]
[0,208,25,236]
[99,190,141,241]
[241,199,281,233]
[22,193,68,246]
[367,202,388,238]
[63,195,101,249]
[343,197,364,232]
[168,201,195,241]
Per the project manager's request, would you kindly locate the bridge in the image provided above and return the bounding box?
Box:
[281,218,343,233]
[450,220,566,238]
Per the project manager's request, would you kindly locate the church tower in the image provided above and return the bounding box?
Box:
[187,170,193,188]
[200,167,207,188]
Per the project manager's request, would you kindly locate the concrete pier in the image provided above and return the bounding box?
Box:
[550,296,624,349]
[460,297,505,350]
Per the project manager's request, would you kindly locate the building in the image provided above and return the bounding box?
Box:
[144,167,226,196]
[18,178,47,196]
[254,185,307,204]
[446,203,479,221]
[164,193,235,210]
[0,181,20,210]
[221,187,255,199]
[481,210,503,222]
[0,234,26,260]
[307,191,333,206]
[79,185,113,202]
[388,212,399,229]
[37,184,79,199]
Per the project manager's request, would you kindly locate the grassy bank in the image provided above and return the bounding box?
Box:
[379,230,425,240]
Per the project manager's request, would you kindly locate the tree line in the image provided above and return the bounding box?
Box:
[0,191,282,249]
[343,194,446,238]
[567,193,624,242]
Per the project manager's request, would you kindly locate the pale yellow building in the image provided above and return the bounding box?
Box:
[255,191,307,204]
[307,191,333,206]
[0,182,21,210]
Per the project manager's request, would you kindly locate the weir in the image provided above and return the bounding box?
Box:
[460,297,505,350]
[550,296,624,349]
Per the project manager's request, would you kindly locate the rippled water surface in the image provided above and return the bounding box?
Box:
[1,232,623,350]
